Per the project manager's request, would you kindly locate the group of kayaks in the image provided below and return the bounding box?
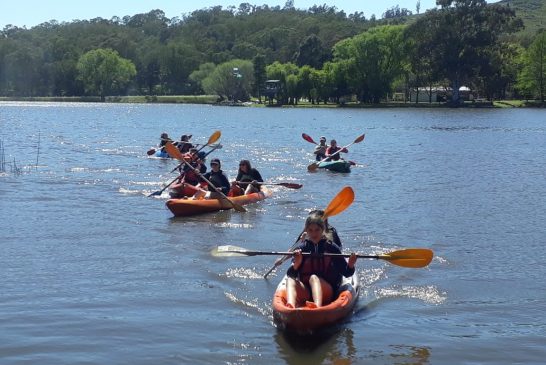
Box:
[147,131,370,334]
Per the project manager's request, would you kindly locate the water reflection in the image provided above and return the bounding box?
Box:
[275,327,357,365]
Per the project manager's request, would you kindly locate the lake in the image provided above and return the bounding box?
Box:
[1,102,545,364]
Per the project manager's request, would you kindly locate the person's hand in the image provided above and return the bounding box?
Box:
[293,249,303,270]
[348,253,357,269]
[251,180,258,186]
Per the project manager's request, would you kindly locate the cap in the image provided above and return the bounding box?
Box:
[210,158,221,166]
[197,151,206,159]
[320,136,326,141]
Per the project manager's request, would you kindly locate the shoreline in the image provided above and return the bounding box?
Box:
[0,96,540,108]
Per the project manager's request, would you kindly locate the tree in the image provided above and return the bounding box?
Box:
[201,59,254,101]
[293,34,328,69]
[517,31,546,102]
[406,0,522,105]
[252,54,267,102]
[76,48,136,101]
[333,25,407,103]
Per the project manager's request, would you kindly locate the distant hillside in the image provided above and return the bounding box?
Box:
[498,0,546,36]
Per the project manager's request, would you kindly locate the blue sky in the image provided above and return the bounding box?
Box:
[1,0,443,28]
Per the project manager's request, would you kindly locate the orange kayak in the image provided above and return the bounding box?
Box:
[165,188,270,217]
[272,273,360,334]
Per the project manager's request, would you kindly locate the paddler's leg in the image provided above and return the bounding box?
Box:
[308,275,333,307]
[286,277,309,308]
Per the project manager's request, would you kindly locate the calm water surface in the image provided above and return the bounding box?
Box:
[1,102,545,364]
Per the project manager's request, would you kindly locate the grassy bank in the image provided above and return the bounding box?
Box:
[1,95,543,108]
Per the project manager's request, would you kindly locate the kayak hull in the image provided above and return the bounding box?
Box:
[166,188,270,217]
[317,160,351,173]
[272,274,359,334]
[154,150,171,159]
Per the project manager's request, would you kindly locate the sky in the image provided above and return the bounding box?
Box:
[1,0,444,29]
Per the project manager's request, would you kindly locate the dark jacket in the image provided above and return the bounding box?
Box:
[235,168,263,189]
[204,170,230,195]
[287,238,354,290]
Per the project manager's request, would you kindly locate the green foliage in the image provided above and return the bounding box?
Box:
[201,59,254,101]
[76,48,136,101]
[517,31,546,101]
[333,25,407,103]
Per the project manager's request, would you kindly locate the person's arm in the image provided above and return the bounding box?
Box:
[329,244,355,277]
[252,169,264,182]
[220,173,231,194]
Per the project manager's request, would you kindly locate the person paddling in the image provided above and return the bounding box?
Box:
[193,158,230,200]
[286,215,357,308]
[313,136,328,161]
[176,134,193,154]
[159,132,172,152]
[232,159,264,196]
[305,209,342,248]
[325,139,348,161]
[170,150,207,198]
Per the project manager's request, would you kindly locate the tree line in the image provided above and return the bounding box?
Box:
[1,0,545,104]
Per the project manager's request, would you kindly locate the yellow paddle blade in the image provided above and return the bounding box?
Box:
[165,141,185,161]
[323,186,355,219]
[207,130,222,145]
[379,248,433,268]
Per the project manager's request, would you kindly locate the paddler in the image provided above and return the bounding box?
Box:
[305,209,342,248]
[325,139,348,161]
[232,159,264,196]
[192,158,230,200]
[313,136,328,161]
[159,132,172,152]
[286,215,357,308]
[176,134,193,153]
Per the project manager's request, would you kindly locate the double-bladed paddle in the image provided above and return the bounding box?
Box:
[234,181,303,190]
[213,245,434,269]
[307,134,365,172]
[263,186,355,278]
[165,142,247,213]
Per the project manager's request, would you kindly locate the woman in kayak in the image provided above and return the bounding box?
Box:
[193,158,230,200]
[313,136,328,161]
[325,139,348,161]
[232,159,264,195]
[159,132,172,152]
[306,209,342,248]
[176,134,193,153]
[286,215,357,308]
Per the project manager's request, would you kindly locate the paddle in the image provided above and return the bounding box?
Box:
[235,181,303,190]
[147,142,222,156]
[308,134,365,172]
[147,145,221,197]
[168,131,221,173]
[213,245,433,269]
[165,142,246,213]
[263,186,355,278]
[302,133,318,145]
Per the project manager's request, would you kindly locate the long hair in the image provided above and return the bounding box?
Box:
[238,159,252,174]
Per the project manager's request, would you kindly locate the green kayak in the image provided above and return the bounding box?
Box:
[317,160,352,173]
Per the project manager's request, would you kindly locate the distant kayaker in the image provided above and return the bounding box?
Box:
[313,136,328,161]
[286,215,357,308]
[176,134,193,153]
[193,158,230,200]
[159,132,172,152]
[325,139,348,161]
[232,159,264,195]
